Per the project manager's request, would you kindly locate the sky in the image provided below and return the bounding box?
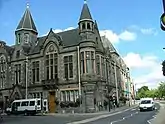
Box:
[0,0,165,90]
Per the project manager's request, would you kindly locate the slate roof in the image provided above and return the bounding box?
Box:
[79,2,93,21]
[101,36,118,53]
[16,6,37,33]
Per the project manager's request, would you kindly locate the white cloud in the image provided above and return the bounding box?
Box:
[128,25,158,36]
[140,28,158,35]
[99,30,136,44]
[123,52,164,89]
[119,30,137,41]
[53,27,75,33]
[123,53,158,69]
[99,30,119,43]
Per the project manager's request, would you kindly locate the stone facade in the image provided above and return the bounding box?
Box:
[0,2,130,113]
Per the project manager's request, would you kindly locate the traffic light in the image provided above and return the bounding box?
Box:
[160,13,165,31]
[162,60,165,76]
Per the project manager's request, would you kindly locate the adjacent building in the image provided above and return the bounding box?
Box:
[0,2,131,113]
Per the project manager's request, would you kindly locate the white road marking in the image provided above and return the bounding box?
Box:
[66,106,138,124]
[110,111,139,124]
[110,119,123,124]
[131,109,136,111]
[147,120,151,124]
[147,114,157,124]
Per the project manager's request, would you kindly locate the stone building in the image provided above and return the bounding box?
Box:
[0,2,130,113]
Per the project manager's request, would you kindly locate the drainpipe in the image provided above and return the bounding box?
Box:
[114,62,119,104]
[25,57,28,99]
[77,46,81,103]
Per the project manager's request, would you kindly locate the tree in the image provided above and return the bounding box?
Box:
[137,86,157,98]
[136,82,165,99]
[158,82,165,98]
[138,86,149,93]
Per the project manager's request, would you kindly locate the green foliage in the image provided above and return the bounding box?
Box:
[157,82,165,98]
[136,83,165,99]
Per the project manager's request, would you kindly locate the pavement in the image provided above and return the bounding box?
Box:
[45,104,136,117]
[152,102,165,124]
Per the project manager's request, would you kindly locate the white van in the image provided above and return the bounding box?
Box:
[139,98,155,111]
[36,99,48,112]
[6,98,48,115]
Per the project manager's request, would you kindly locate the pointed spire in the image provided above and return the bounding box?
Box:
[79,0,93,21]
[16,3,38,34]
[26,1,29,9]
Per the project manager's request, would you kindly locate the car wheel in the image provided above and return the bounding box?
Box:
[24,110,28,116]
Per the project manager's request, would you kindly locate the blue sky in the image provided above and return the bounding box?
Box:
[0,0,165,89]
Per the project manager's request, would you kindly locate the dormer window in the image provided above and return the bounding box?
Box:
[17,33,21,44]
[82,23,86,30]
[24,33,30,43]
[87,23,91,30]
[16,50,20,58]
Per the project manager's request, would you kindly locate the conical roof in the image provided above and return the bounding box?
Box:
[16,5,37,33]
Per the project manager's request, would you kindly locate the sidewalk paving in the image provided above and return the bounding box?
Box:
[152,103,165,124]
[45,104,138,117]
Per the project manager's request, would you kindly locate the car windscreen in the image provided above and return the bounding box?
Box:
[141,100,151,104]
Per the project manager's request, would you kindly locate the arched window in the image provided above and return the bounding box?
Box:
[45,44,58,80]
[0,56,6,88]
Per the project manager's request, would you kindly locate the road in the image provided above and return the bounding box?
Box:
[83,103,160,124]
[0,103,160,124]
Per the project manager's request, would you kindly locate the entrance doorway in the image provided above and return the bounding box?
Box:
[48,91,56,113]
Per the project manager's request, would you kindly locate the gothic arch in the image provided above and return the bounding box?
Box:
[0,54,6,62]
[44,43,58,80]
[43,41,59,56]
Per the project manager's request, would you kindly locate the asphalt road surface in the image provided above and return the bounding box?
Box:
[0,103,160,124]
[84,103,160,124]
[0,114,96,124]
